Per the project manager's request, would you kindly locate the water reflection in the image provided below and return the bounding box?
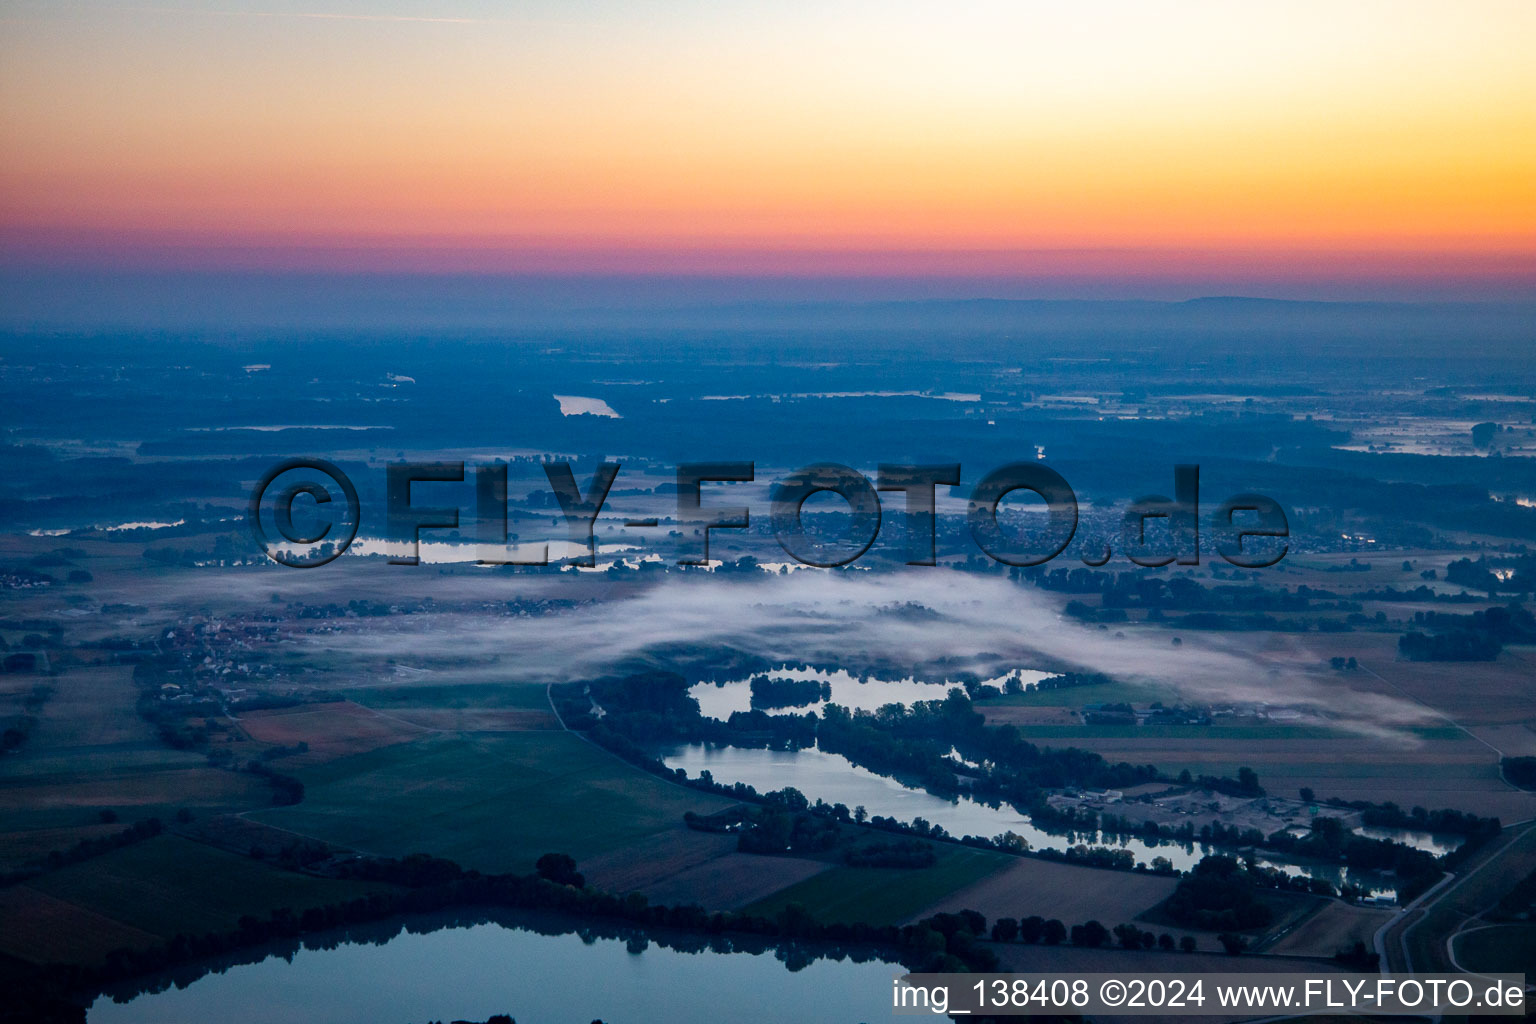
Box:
[689,666,1052,720]
[664,742,1207,869]
[90,909,904,1024]
[1356,826,1464,855]
[662,743,1400,896]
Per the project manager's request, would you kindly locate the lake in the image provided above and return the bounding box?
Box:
[1356,826,1465,855]
[688,666,1053,719]
[662,742,1400,896]
[89,912,904,1024]
[662,741,1209,870]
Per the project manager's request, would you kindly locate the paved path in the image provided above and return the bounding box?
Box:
[1381,819,1536,975]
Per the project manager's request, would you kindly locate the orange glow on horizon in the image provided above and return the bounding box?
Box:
[1,1,1532,289]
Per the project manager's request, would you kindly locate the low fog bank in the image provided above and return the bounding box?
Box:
[304,569,1433,739]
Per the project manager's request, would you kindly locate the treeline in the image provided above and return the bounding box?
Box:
[592,675,1288,870]
[1267,817,1440,896]
[13,851,1008,1023]
[130,663,219,748]
[815,693,1157,808]
[1159,856,1274,931]
[5,843,1286,1023]
[1399,631,1501,661]
[735,798,839,855]
[580,669,1231,822]
[244,761,305,806]
[843,838,936,869]
[987,913,1207,954]
[576,672,1493,899]
[728,800,938,868]
[1017,567,1346,614]
[0,818,164,886]
[1446,555,1535,594]
[1399,603,1536,661]
[0,683,51,754]
[1346,800,1498,837]
[589,725,1168,877]
[748,675,830,709]
[1314,800,1499,903]
[1064,602,1370,633]
[1028,672,1113,692]
[1091,809,1272,856]
[140,534,241,567]
[127,662,303,804]
[1356,585,1487,604]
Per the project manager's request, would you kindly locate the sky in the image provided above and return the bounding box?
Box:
[1,0,1533,296]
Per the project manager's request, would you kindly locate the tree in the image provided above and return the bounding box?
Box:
[1071,920,1109,947]
[534,852,585,888]
[1299,787,1315,803]
[776,901,815,937]
[1158,933,1175,951]
[990,917,1019,942]
[1334,940,1378,970]
[957,909,987,936]
[1114,923,1146,949]
[1019,915,1045,943]
[1218,932,1249,955]
[1163,856,1274,931]
[1179,935,1197,952]
[1041,919,1067,945]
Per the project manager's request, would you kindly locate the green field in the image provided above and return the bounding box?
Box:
[1010,723,1339,740]
[1001,723,1466,741]
[0,665,273,830]
[350,682,553,710]
[979,681,1179,708]
[27,834,393,937]
[5,834,397,964]
[742,845,1008,926]
[253,731,732,873]
[1147,760,1502,781]
[1452,924,1536,974]
[1139,884,1322,938]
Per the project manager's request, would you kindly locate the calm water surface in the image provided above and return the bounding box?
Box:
[90,916,903,1024]
[688,667,1052,720]
[663,741,1209,869]
[662,743,1402,896]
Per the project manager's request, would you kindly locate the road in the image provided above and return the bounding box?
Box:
[1381,818,1536,975]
